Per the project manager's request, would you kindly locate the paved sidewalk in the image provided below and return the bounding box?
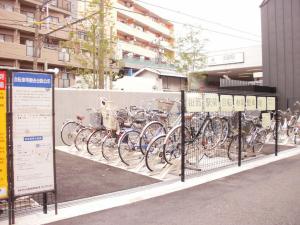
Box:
[48,153,300,225]
[56,151,159,202]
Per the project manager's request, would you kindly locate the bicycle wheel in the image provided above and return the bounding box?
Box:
[61,121,82,146]
[74,127,93,151]
[87,129,107,156]
[145,134,167,172]
[101,134,119,161]
[227,135,245,161]
[219,118,229,145]
[201,118,223,150]
[118,130,143,166]
[139,121,166,155]
[252,129,267,154]
[163,125,191,165]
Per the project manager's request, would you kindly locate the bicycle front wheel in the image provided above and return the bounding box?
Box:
[61,121,82,146]
[101,134,119,161]
[74,127,93,151]
[227,135,245,161]
[118,130,143,166]
[87,129,107,156]
[145,134,167,172]
[252,130,267,154]
[201,118,223,150]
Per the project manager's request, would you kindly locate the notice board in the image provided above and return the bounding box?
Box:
[11,72,55,196]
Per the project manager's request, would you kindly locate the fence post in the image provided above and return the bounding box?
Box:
[238,111,242,166]
[275,96,278,156]
[43,193,47,214]
[181,90,185,182]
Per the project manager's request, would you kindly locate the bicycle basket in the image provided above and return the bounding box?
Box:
[156,99,175,113]
[89,112,103,129]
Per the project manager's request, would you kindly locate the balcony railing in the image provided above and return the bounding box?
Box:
[123,57,175,70]
[46,0,71,12]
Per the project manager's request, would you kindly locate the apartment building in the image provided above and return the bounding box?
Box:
[77,0,176,76]
[0,0,78,87]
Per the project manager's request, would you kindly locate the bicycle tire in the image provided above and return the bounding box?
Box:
[118,130,142,166]
[252,129,267,154]
[61,121,82,146]
[201,117,223,150]
[163,125,191,165]
[74,127,93,151]
[101,134,119,161]
[227,135,245,161]
[139,121,166,155]
[87,129,107,156]
[145,134,167,172]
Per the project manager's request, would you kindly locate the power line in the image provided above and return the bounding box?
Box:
[134,0,261,38]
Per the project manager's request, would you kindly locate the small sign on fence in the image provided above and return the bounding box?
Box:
[185,93,203,112]
[267,97,276,111]
[257,97,267,111]
[262,112,271,128]
[234,95,245,111]
[204,93,219,112]
[246,96,257,111]
[220,95,233,112]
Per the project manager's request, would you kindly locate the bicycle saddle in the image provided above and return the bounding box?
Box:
[76,115,85,121]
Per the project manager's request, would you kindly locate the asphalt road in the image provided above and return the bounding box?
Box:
[48,153,300,225]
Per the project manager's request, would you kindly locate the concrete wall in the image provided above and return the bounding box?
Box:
[55,88,180,145]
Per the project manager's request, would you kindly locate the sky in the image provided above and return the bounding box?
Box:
[137,0,263,52]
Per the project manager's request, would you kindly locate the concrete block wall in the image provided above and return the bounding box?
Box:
[55,88,180,145]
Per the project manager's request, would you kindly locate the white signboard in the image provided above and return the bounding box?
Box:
[267,97,276,111]
[204,93,219,112]
[246,96,257,111]
[12,72,54,196]
[220,95,233,112]
[207,52,244,66]
[185,93,203,112]
[257,97,267,111]
[234,96,245,111]
[262,113,271,129]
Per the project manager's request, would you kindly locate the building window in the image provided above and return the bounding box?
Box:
[77,31,88,41]
[58,48,70,62]
[50,0,58,7]
[49,16,59,23]
[59,73,70,88]
[0,3,13,12]
[26,40,34,57]
[0,34,12,43]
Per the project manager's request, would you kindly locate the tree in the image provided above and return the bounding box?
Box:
[175,26,207,74]
[63,0,121,89]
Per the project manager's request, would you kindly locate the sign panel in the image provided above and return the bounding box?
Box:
[262,113,271,129]
[220,95,233,112]
[246,96,257,111]
[0,71,7,199]
[204,93,219,112]
[12,72,54,196]
[257,97,267,111]
[267,97,276,111]
[185,93,203,112]
[207,52,244,66]
[234,96,245,111]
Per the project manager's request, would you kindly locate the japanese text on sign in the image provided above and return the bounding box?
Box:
[246,96,257,111]
[234,96,245,111]
[204,93,219,112]
[257,97,267,111]
[185,93,203,112]
[262,113,271,128]
[220,95,233,112]
[12,72,54,196]
[0,70,7,199]
[267,97,276,111]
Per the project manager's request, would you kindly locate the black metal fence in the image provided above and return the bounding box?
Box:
[180,90,279,181]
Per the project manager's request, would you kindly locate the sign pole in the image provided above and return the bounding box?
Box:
[181,90,185,182]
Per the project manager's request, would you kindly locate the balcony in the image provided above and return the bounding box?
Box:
[118,41,157,58]
[116,2,173,38]
[123,57,176,70]
[20,0,72,15]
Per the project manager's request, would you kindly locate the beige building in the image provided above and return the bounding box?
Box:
[77,0,175,76]
[0,0,78,87]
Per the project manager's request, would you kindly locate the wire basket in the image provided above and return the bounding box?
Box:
[156,99,175,113]
[89,112,103,129]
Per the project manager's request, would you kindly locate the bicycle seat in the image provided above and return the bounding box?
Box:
[76,115,85,121]
[134,118,146,124]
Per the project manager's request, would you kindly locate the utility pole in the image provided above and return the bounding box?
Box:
[33,5,41,70]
